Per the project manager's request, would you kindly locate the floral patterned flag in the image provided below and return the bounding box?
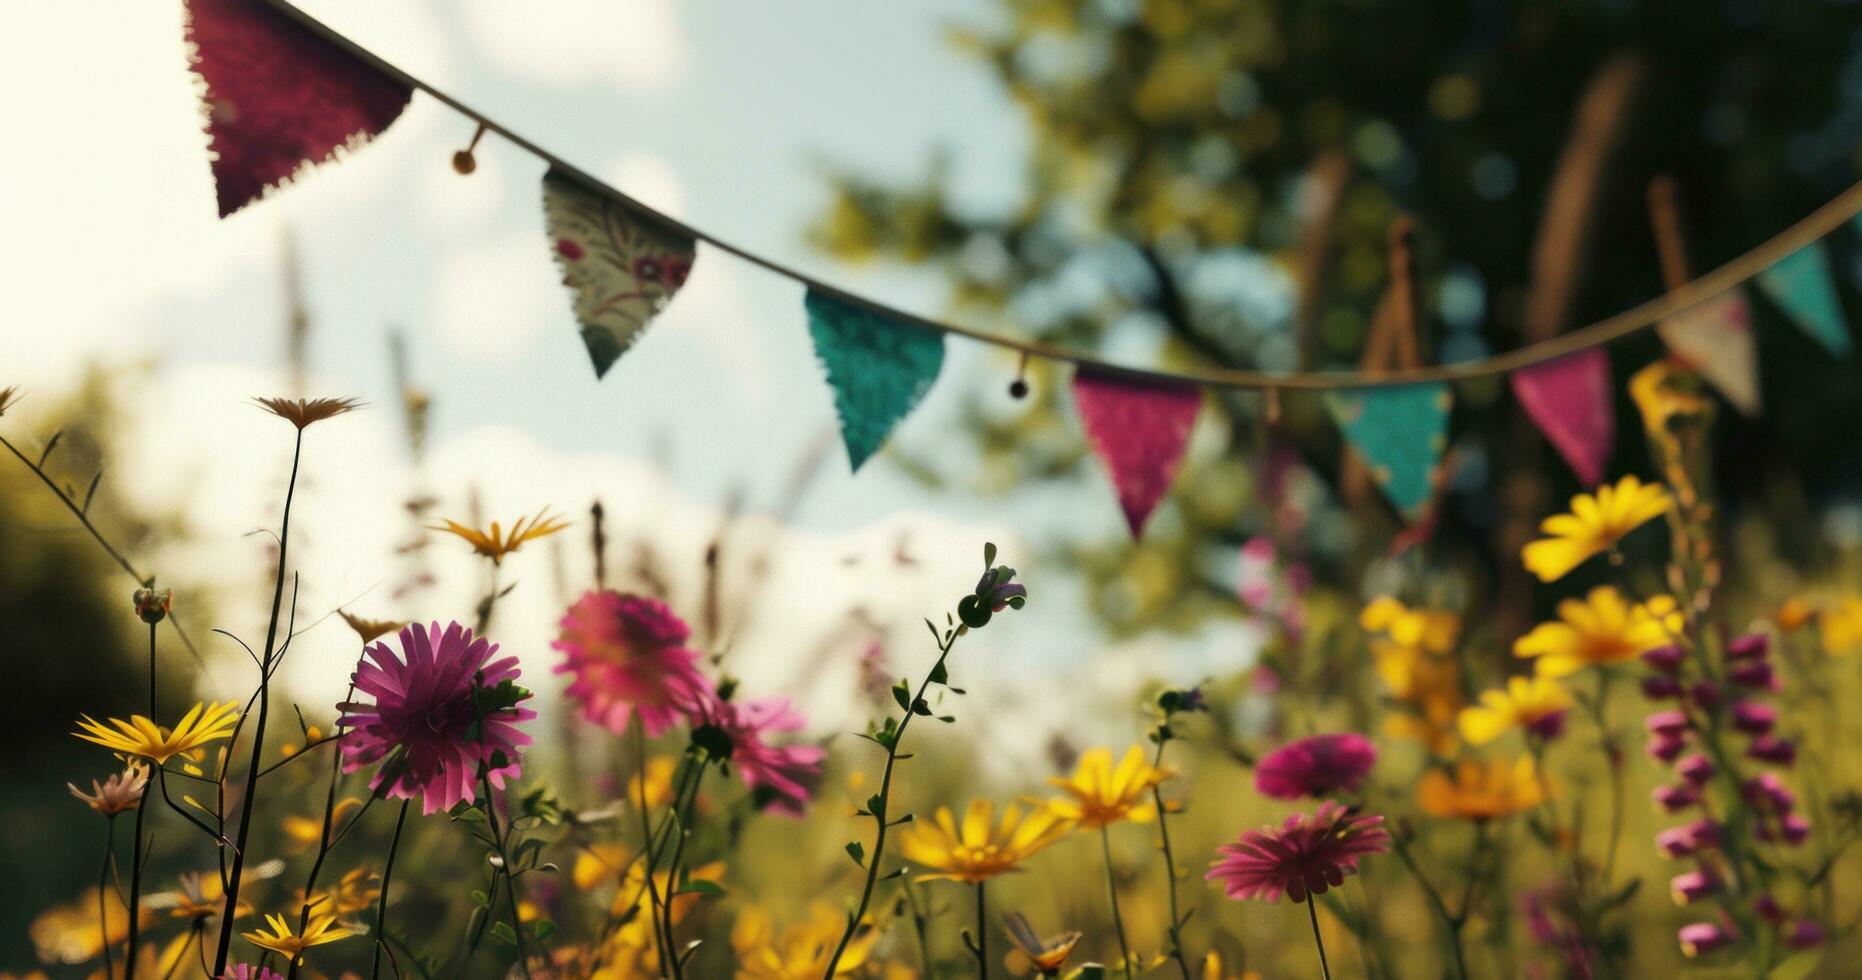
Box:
[185,0,413,217]
[1324,382,1452,522]
[803,289,945,471]
[1510,349,1613,486]
[1657,290,1760,415]
[1071,370,1202,536]
[542,169,697,378]
[1756,242,1852,356]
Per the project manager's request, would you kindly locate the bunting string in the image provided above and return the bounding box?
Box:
[248,0,1862,393]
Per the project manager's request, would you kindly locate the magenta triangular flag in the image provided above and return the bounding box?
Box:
[1072,370,1202,536]
[1511,349,1613,486]
[185,0,413,217]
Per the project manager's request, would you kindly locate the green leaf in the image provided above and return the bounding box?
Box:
[910,698,933,716]
[867,793,886,818]
[676,879,726,897]
[532,920,557,942]
[928,661,949,685]
[845,841,866,867]
[1767,952,1823,980]
[471,889,490,908]
[983,542,997,567]
[891,680,912,713]
[490,921,518,945]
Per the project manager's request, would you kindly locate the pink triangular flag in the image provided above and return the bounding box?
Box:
[1658,290,1760,415]
[186,0,413,217]
[1072,370,1202,536]
[1511,349,1613,486]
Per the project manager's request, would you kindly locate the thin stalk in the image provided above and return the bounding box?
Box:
[1389,830,1470,979]
[1149,760,1195,980]
[1591,672,1624,886]
[659,764,709,980]
[820,630,962,977]
[99,817,117,980]
[1307,898,1333,980]
[287,678,356,980]
[973,881,989,979]
[480,771,534,980]
[366,804,411,976]
[212,428,305,976]
[147,620,157,720]
[127,783,150,980]
[1100,826,1134,979]
[630,718,674,977]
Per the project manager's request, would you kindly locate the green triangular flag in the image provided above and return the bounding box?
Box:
[1756,241,1851,356]
[804,289,945,471]
[1324,382,1453,522]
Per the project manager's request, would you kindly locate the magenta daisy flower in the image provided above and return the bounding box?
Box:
[1206,801,1392,902]
[687,681,824,817]
[1254,733,1378,800]
[552,591,708,736]
[339,621,535,815]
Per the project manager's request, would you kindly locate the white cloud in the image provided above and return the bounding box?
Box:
[429,233,564,362]
[458,0,687,92]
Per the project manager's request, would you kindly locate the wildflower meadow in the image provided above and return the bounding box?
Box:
[13,1,1862,979]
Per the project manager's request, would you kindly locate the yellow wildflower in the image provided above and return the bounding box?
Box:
[1360,597,1460,653]
[572,841,632,891]
[1001,912,1082,976]
[29,887,138,965]
[1522,476,1672,582]
[731,903,875,979]
[243,910,354,959]
[339,610,406,643]
[1775,595,1818,633]
[301,867,381,916]
[898,800,1071,883]
[74,700,240,764]
[1201,951,1263,980]
[1458,676,1572,745]
[1048,746,1171,827]
[630,755,677,811]
[432,509,569,565]
[1514,587,1680,677]
[1418,757,1546,820]
[282,797,362,853]
[1819,596,1862,655]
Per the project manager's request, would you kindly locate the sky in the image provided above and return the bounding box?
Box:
[0,0,1259,762]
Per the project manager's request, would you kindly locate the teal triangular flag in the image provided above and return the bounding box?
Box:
[1757,241,1851,356]
[804,289,945,470]
[1325,382,1453,521]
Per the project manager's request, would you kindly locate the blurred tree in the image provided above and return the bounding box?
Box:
[812,0,1862,637]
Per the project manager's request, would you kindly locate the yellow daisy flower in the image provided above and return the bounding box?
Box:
[1513,587,1680,677]
[1418,756,1546,820]
[730,903,875,979]
[432,509,569,565]
[1002,912,1083,976]
[1521,476,1672,582]
[282,797,362,853]
[300,867,381,916]
[1048,746,1171,827]
[1819,596,1862,655]
[1458,676,1572,744]
[74,700,240,764]
[243,910,354,958]
[898,799,1071,883]
[1359,597,1460,653]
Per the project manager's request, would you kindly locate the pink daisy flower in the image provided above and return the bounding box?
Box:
[223,967,285,980]
[1254,733,1378,800]
[686,680,824,817]
[552,591,708,736]
[1206,801,1391,902]
[339,621,535,815]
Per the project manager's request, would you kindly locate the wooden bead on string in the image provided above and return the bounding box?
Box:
[452,123,487,175]
[1008,351,1030,399]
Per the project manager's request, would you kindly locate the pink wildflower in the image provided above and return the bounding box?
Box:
[1206,801,1391,902]
[1679,922,1735,957]
[1784,920,1826,949]
[553,591,707,736]
[339,622,534,815]
[1670,868,1721,904]
[686,680,824,817]
[1253,733,1378,800]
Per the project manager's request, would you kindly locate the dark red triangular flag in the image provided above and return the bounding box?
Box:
[1072,370,1203,537]
[185,0,412,216]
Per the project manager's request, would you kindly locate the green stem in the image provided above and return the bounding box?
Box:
[370,799,411,980]
[1307,897,1333,980]
[127,782,150,980]
[630,718,675,977]
[212,428,304,976]
[1389,830,1469,978]
[974,881,990,979]
[1100,826,1134,979]
[1150,741,1194,980]
[820,630,962,978]
[480,772,534,980]
[100,817,117,980]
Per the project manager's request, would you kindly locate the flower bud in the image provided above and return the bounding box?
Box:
[1730,702,1776,735]
[1679,922,1735,957]
[1647,732,1687,763]
[133,587,172,625]
[1754,893,1786,923]
[1653,783,1701,812]
[1656,825,1701,858]
[1688,680,1723,708]
[1642,676,1683,699]
[1784,920,1826,949]
[1746,734,1796,766]
[1726,633,1770,661]
[1676,755,1715,785]
[1682,818,1722,849]
[1642,643,1685,673]
[1728,660,1776,690]
[1742,773,1795,812]
[1671,869,1722,905]
[1645,710,1690,737]
[1755,813,1811,845]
